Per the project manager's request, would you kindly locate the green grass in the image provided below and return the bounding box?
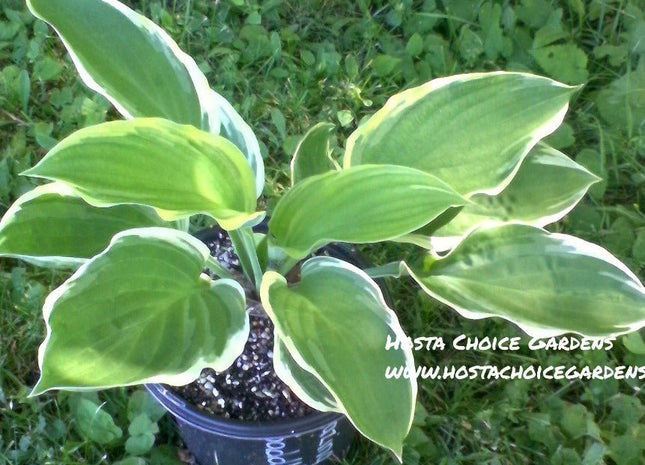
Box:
[1,0,645,464]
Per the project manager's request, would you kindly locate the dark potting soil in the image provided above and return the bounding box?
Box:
[171,227,313,422]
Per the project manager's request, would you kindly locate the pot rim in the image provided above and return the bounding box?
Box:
[145,383,347,438]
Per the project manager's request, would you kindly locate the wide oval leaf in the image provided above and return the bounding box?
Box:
[261,257,416,460]
[23,118,262,230]
[427,144,600,250]
[345,72,577,195]
[32,227,249,395]
[268,165,464,259]
[290,122,337,185]
[0,183,165,268]
[27,0,211,127]
[407,224,645,337]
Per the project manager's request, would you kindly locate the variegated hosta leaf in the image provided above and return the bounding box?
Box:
[23,118,262,230]
[27,0,265,193]
[345,72,577,195]
[26,0,213,128]
[273,337,338,412]
[0,183,165,268]
[261,257,416,460]
[426,144,600,251]
[290,122,337,185]
[407,224,645,338]
[268,165,464,260]
[206,90,264,198]
[31,227,249,395]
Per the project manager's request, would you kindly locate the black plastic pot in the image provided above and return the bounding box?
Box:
[146,383,354,465]
[146,226,387,465]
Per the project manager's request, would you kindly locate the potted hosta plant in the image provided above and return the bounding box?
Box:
[2,0,645,464]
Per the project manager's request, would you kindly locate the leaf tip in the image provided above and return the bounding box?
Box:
[588,172,603,184]
[389,443,404,463]
[19,166,38,178]
[571,82,585,93]
[28,377,51,397]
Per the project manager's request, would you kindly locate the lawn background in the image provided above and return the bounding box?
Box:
[1,0,645,464]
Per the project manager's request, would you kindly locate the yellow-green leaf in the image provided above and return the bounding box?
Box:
[269,165,464,260]
[27,0,211,127]
[261,257,416,460]
[23,118,262,230]
[290,122,337,185]
[408,224,645,338]
[32,227,249,394]
[345,72,576,196]
[426,144,600,250]
[206,90,264,198]
[0,183,165,267]
[273,337,338,412]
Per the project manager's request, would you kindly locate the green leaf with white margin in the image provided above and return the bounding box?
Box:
[23,118,262,230]
[31,227,249,395]
[261,257,416,460]
[26,0,213,128]
[273,336,338,412]
[0,183,166,268]
[345,72,577,195]
[290,122,337,185]
[269,165,464,260]
[206,90,264,198]
[28,0,265,195]
[427,144,600,251]
[407,224,645,338]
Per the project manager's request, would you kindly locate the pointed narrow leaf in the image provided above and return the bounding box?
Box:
[364,261,408,279]
[32,227,249,395]
[273,337,338,412]
[0,183,165,267]
[23,118,261,230]
[407,224,645,337]
[228,228,263,290]
[206,90,264,197]
[290,122,336,185]
[261,257,416,460]
[26,0,212,127]
[269,165,464,259]
[345,72,577,195]
[428,144,600,250]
